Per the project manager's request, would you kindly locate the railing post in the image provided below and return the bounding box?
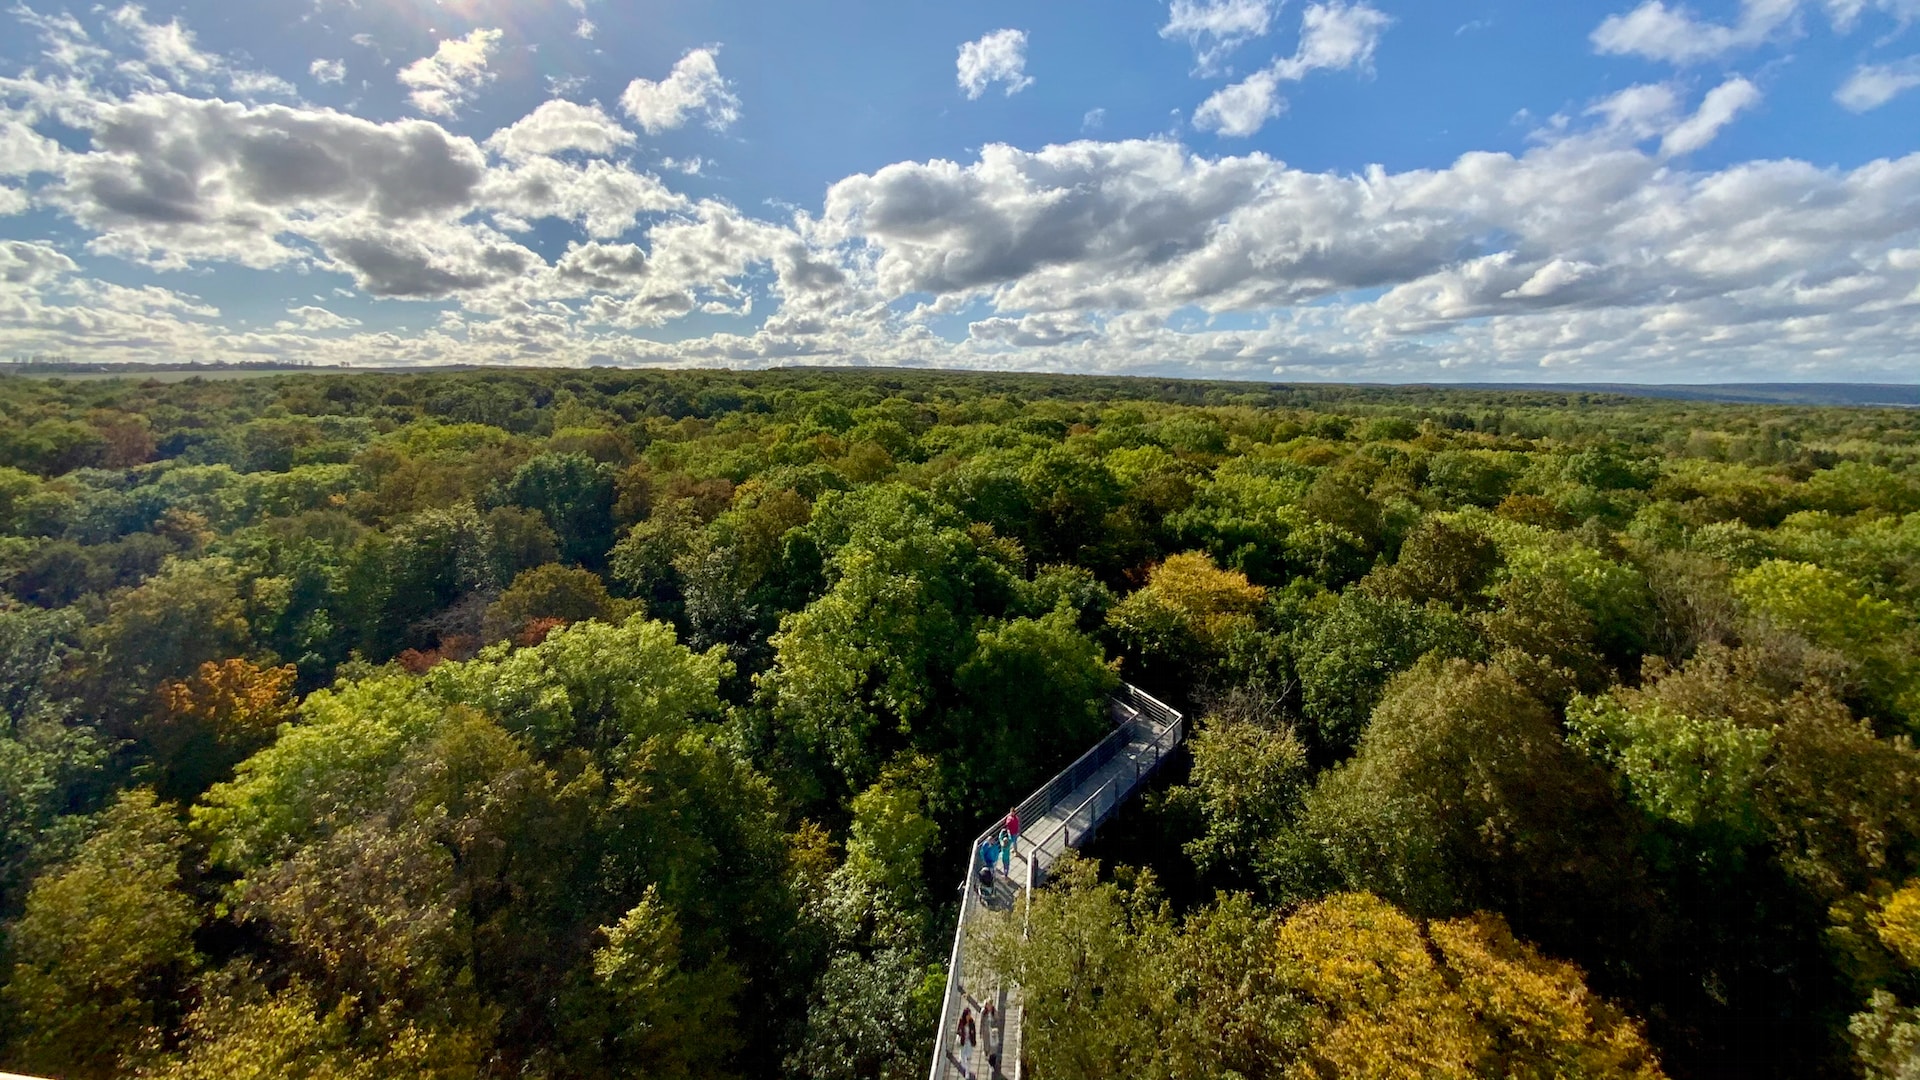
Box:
[928,683,1183,1080]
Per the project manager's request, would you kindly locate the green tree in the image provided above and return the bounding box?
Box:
[1735,559,1920,728]
[1293,590,1479,757]
[1364,517,1501,606]
[481,563,618,645]
[1107,551,1266,682]
[1161,686,1311,890]
[4,790,203,1079]
[84,556,251,723]
[1299,658,1642,945]
[953,605,1118,809]
[500,452,618,568]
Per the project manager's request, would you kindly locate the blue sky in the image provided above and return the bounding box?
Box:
[2,0,1919,380]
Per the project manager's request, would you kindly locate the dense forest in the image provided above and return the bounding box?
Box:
[0,366,1917,1080]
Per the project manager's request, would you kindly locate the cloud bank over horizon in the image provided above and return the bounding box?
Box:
[1,1,1919,382]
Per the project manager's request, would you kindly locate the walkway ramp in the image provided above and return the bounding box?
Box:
[928,684,1185,1080]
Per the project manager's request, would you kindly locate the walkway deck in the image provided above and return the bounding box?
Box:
[929,684,1184,1080]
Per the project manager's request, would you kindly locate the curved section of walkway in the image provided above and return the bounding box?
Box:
[928,684,1185,1080]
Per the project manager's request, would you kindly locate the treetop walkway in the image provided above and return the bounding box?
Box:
[928,683,1185,1080]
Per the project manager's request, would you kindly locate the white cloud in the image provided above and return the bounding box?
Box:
[1274,0,1394,79]
[576,19,596,40]
[277,304,360,330]
[1836,56,1920,110]
[1582,78,1762,155]
[619,48,740,134]
[398,28,503,117]
[820,133,1920,374]
[1193,69,1287,135]
[485,99,635,161]
[1590,0,1920,63]
[1082,108,1107,132]
[8,2,1920,381]
[310,217,539,298]
[310,58,346,85]
[1662,76,1762,155]
[553,240,649,292]
[479,156,683,237]
[1161,0,1277,73]
[52,93,490,268]
[1588,82,1683,140]
[1195,1,1391,136]
[0,115,65,177]
[228,70,296,99]
[970,310,1101,347]
[0,240,78,285]
[107,4,216,84]
[1592,0,1791,63]
[957,29,1034,100]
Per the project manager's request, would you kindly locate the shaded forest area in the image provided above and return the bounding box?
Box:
[1,366,1917,1080]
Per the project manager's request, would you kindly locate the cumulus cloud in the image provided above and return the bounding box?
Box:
[1661,76,1762,155]
[554,241,649,291]
[1273,0,1394,79]
[312,218,538,298]
[576,19,596,40]
[479,156,683,237]
[310,58,346,85]
[1161,0,1277,72]
[1193,69,1288,136]
[0,116,65,177]
[485,100,635,161]
[820,132,1920,375]
[957,29,1034,99]
[1194,1,1391,136]
[1591,0,1920,63]
[277,304,360,330]
[1588,82,1684,139]
[398,28,503,117]
[0,240,78,285]
[619,48,740,134]
[51,93,489,267]
[1583,78,1762,156]
[7,0,1920,382]
[1836,56,1920,110]
[970,310,1101,347]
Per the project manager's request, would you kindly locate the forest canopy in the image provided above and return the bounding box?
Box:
[1,366,1918,1079]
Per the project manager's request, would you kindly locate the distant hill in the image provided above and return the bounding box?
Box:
[5,360,1915,407]
[1441,383,1920,406]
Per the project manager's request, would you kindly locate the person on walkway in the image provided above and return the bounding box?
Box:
[978,838,998,892]
[957,1006,976,1047]
[997,827,1012,873]
[1005,809,1021,853]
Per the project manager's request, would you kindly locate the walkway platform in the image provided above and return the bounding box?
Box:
[929,684,1184,1080]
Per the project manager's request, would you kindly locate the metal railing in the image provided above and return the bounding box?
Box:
[928,682,1184,1080]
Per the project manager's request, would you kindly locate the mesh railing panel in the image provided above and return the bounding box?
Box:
[928,683,1183,1080]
